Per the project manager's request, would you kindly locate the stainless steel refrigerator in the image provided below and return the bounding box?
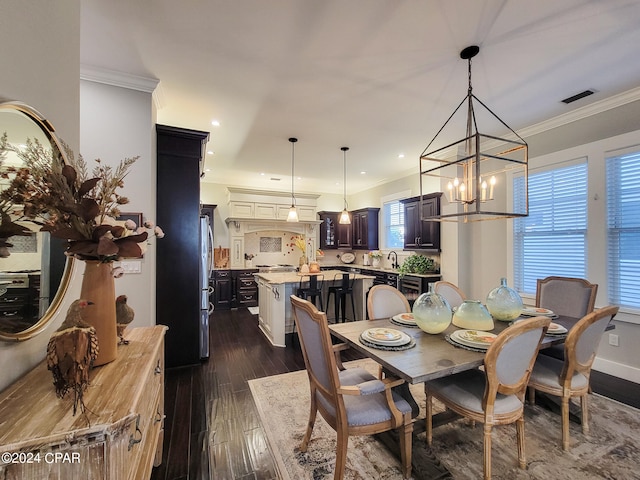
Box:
[199,215,214,359]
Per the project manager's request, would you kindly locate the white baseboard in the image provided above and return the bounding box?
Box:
[593,357,640,384]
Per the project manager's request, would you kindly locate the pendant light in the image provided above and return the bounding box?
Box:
[286,137,299,222]
[339,146,351,224]
[419,45,528,222]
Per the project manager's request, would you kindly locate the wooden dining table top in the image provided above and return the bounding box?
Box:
[329,315,579,385]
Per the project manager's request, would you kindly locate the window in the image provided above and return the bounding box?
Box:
[513,161,588,294]
[383,200,405,249]
[606,149,640,309]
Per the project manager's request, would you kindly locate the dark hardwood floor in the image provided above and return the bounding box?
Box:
[151,307,360,480]
[151,307,640,480]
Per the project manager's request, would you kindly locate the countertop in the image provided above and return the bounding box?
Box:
[254,269,375,285]
[320,263,441,279]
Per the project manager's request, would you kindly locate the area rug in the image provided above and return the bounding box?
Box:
[248,359,640,480]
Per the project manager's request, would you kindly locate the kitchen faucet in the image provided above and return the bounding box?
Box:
[387,251,399,270]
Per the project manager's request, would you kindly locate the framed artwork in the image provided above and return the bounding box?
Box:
[116,212,143,228]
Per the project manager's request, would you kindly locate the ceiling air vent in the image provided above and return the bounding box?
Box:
[561,89,595,104]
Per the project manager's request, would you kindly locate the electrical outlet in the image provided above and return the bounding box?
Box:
[608,333,619,347]
[119,260,142,274]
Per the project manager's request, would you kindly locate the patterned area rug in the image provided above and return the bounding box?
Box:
[248,359,640,480]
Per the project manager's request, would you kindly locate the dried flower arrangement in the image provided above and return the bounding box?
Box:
[0,135,163,262]
[287,235,310,254]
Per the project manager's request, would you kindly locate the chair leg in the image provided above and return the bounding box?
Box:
[425,390,433,446]
[349,293,355,321]
[334,427,348,480]
[527,385,535,405]
[300,394,318,452]
[580,394,589,435]
[561,395,570,451]
[399,412,413,479]
[334,291,341,323]
[516,414,526,469]
[483,423,493,480]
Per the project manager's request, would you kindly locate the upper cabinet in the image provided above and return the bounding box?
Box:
[318,211,338,249]
[318,211,352,249]
[401,193,442,251]
[351,207,380,250]
[318,208,379,250]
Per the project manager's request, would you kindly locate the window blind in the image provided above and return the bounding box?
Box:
[606,150,640,309]
[513,161,588,294]
[383,200,404,249]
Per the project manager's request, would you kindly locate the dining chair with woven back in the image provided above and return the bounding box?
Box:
[366,284,411,320]
[425,316,551,479]
[527,305,618,451]
[433,280,466,310]
[290,295,414,479]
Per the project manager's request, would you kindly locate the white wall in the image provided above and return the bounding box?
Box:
[0,0,81,391]
[79,80,158,329]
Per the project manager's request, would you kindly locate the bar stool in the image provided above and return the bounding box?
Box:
[327,272,356,323]
[297,273,324,311]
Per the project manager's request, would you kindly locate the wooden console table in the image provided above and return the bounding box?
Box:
[0,326,167,479]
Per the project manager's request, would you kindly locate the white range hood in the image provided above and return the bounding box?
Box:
[225,187,321,268]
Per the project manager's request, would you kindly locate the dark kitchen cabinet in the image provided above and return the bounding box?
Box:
[401,193,442,251]
[233,269,258,308]
[318,211,339,249]
[156,124,210,368]
[213,269,233,310]
[337,217,352,249]
[351,207,379,250]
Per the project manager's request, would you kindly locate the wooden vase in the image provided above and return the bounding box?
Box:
[80,261,118,366]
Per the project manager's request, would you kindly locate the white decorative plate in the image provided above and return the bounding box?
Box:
[451,329,497,349]
[363,328,411,346]
[340,252,355,264]
[521,307,556,317]
[392,313,417,326]
[547,322,568,334]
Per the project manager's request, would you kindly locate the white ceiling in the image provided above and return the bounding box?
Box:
[80,0,640,195]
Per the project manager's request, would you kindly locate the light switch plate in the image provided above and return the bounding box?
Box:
[119,260,142,274]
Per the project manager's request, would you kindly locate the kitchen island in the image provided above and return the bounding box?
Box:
[254,269,374,347]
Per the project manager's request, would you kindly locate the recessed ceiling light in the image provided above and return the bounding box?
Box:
[260,172,265,176]
[205,168,211,172]
[398,153,405,159]
[207,150,214,155]
[211,120,220,127]
[360,171,366,175]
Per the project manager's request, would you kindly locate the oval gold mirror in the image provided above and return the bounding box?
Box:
[0,101,73,341]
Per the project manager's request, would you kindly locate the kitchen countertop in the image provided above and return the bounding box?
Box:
[254,269,375,285]
[319,263,441,279]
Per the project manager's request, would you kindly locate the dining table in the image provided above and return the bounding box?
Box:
[328,314,588,479]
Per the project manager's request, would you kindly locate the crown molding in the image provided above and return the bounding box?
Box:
[520,86,640,139]
[80,65,159,93]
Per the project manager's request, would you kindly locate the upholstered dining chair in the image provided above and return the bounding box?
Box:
[366,284,411,320]
[425,316,551,480]
[433,280,466,309]
[527,305,618,451]
[536,276,598,361]
[536,276,598,318]
[290,295,414,479]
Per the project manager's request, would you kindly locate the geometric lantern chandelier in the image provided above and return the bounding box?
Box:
[419,45,529,222]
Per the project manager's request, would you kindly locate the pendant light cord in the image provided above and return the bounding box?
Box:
[342,147,349,210]
[289,137,297,206]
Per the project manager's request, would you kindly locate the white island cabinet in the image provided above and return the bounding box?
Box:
[254,270,375,347]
